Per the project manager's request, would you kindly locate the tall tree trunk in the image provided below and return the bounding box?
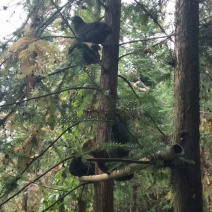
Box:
[93,0,121,212]
[172,0,203,212]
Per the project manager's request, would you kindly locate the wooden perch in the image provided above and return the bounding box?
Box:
[153,144,184,161]
[79,144,184,182]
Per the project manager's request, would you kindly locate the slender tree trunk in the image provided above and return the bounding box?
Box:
[78,198,86,212]
[58,196,65,212]
[93,0,121,212]
[22,188,28,212]
[172,0,203,212]
[130,185,138,212]
[94,0,101,19]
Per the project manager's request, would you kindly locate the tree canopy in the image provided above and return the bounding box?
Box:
[0,0,211,211]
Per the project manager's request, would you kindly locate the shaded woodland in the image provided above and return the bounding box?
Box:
[0,0,211,212]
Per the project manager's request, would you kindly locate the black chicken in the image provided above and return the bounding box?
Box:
[68,43,100,64]
[72,16,112,44]
[69,157,95,177]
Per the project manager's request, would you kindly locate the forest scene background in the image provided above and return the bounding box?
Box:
[0,0,211,211]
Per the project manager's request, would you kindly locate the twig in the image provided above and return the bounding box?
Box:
[41,182,91,212]
[40,35,76,39]
[21,122,82,174]
[144,112,166,137]
[36,0,74,36]
[0,110,15,126]
[118,74,139,98]
[134,0,174,43]
[50,0,78,40]
[47,65,78,77]
[0,156,74,207]
[118,74,166,137]
[96,0,108,9]
[119,51,135,60]
[2,172,68,192]
[119,34,174,46]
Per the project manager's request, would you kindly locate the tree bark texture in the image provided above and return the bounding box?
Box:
[21,188,28,212]
[93,0,121,212]
[58,196,65,212]
[130,185,138,212]
[78,198,86,212]
[172,0,203,212]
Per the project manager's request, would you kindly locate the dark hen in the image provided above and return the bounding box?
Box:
[68,43,100,64]
[72,16,112,44]
[69,157,95,177]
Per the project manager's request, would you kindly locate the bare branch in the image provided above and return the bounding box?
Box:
[134,0,174,43]
[0,86,97,108]
[119,51,135,60]
[119,34,174,46]
[36,0,74,36]
[50,0,78,40]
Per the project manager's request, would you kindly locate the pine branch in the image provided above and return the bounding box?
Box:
[118,74,166,137]
[0,86,97,108]
[0,36,75,68]
[0,156,74,207]
[21,122,81,174]
[50,0,78,41]
[41,182,91,212]
[36,0,74,36]
[47,65,78,77]
[134,0,174,43]
[0,13,30,47]
[3,172,68,192]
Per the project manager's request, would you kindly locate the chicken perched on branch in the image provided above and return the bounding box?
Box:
[69,157,95,177]
[83,119,135,181]
[68,43,101,65]
[80,144,185,182]
[72,16,112,44]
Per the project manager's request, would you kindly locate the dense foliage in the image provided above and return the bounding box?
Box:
[0,0,211,211]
